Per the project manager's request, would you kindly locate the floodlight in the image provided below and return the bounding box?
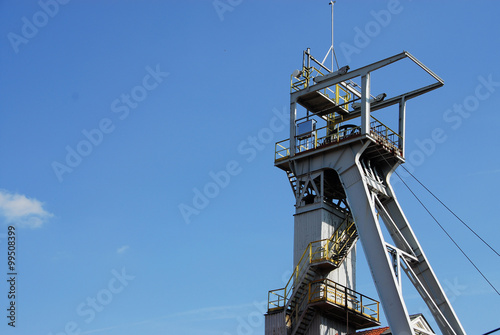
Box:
[352,93,387,109]
[314,65,350,83]
[292,69,302,79]
[373,93,387,102]
[336,65,349,76]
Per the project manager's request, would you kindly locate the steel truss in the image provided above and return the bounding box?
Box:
[281,51,466,335]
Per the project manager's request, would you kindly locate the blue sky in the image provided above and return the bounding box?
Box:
[0,1,499,334]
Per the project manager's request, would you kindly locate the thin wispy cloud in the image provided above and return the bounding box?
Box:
[80,302,265,334]
[116,245,130,254]
[0,189,53,228]
[466,168,500,177]
[164,302,260,321]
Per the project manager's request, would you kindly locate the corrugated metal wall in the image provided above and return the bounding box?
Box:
[305,313,355,335]
[293,208,323,266]
[290,203,358,335]
[323,209,356,291]
[264,311,287,335]
[293,204,356,290]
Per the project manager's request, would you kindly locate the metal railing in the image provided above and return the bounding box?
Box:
[274,117,361,162]
[274,115,402,162]
[316,219,357,264]
[370,115,402,153]
[309,278,380,322]
[291,66,351,113]
[275,139,290,161]
[296,122,361,155]
[268,218,355,312]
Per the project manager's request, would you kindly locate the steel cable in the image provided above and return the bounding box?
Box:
[400,165,499,257]
[395,171,500,296]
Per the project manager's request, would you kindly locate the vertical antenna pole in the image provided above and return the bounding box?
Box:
[330,1,335,72]
[329,1,339,71]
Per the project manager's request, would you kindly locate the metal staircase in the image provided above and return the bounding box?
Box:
[329,219,358,266]
[292,305,316,335]
[288,267,317,335]
[287,170,297,194]
[268,217,377,335]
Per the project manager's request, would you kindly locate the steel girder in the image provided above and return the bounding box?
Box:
[290,140,466,335]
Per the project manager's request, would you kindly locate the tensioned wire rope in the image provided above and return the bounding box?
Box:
[400,165,499,257]
[362,133,500,296]
[394,167,500,295]
[483,327,500,335]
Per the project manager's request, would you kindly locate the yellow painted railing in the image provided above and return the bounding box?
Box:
[309,278,380,322]
[275,139,290,161]
[268,218,356,311]
[291,65,331,92]
[291,66,351,113]
[290,66,313,92]
[329,83,351,113]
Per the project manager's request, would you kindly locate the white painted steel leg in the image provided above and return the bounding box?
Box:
[288,142,465,335]
[360,73,371,135]
[290,100,297,157]
[339,161,414,335]
[383,177,467,335]
[401,257,458,335]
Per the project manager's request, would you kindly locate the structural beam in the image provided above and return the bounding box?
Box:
[399,97,406,156]
[361,73,371,135]
[383,178,467,335]
[340,157,415,335]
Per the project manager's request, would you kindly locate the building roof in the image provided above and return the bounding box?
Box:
[350,314,436,335]
[349,327,390,335]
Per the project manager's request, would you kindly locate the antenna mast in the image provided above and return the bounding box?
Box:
[328,1,339,71]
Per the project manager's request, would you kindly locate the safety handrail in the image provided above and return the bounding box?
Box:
[369,115,402,152]
[267,217,355,311]
[291,66,324,92]
[296,123,361,154]
[275,139,290,161]
[274,118,361,162]
[308,278,380,322]
[291,66,351,113]
[274,113,404,162]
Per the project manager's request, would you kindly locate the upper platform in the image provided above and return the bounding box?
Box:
[275,115,403,172]
[275,50,444,172]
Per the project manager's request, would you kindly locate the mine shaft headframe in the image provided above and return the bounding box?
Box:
[289,50,444,159]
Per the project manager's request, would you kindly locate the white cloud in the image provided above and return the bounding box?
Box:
[116,245,130,254]
[0,190,53,228]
